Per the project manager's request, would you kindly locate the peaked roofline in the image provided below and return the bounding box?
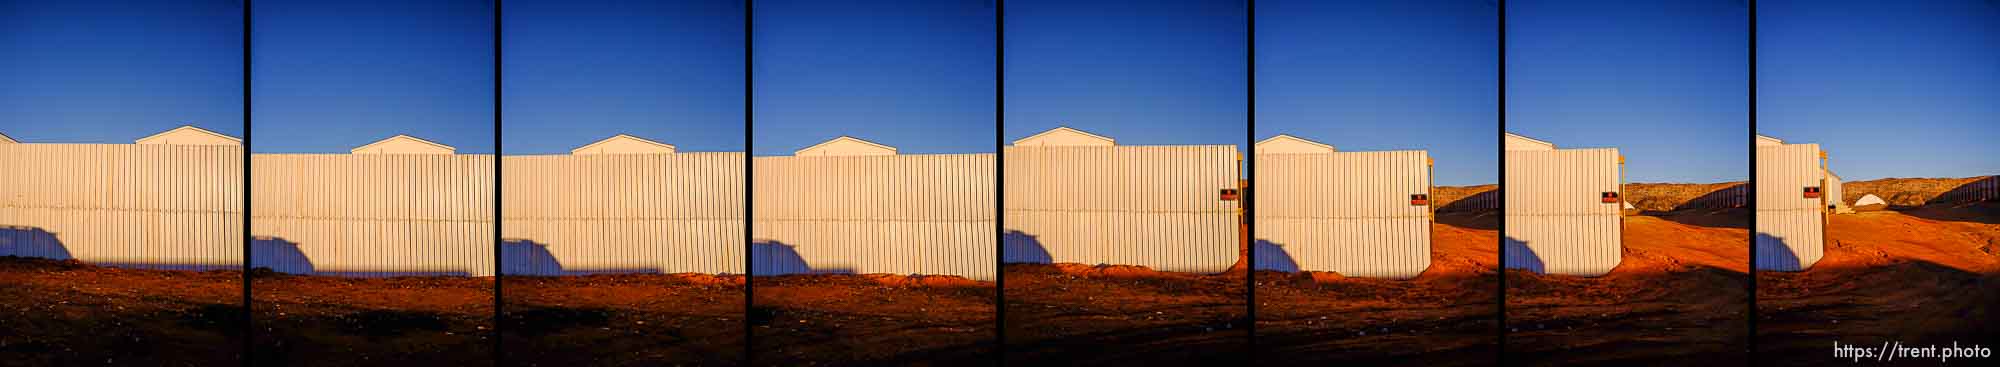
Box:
[1012,126,1115,146]
[134,125,242,144]
[795,135,897,155]
[1503,132,1556,149]
[352,134,455,153]
[1255,134,1335,151]
[571,134,676,154]
[0,131,15,144]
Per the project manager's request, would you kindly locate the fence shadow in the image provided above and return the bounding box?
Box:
[251,236,471,277]
[1502,236,1544,274]
[1251,239,1300,272]
[1651,208,1751,229]
[3,225,236,271]
[501,239,564,276]
[1435,211,1499,230]
[251,236,314,274]
[499,238,659,276]
[1002,230,1053,264]
[1754,232,1804,271]
[0,226,71,260]
[751,240,854,276]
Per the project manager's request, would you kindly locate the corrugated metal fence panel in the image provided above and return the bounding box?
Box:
[752,154,995,281]
[0,144,243,270]
[1826,170,1844,209]
[250,154,495,277]
[1003,145,1239,273]
[1254,150,1431,278]
[500,153,744,275]
[1504,148,1623,276]
[1755,144,1824,271]
[1933,176,1999,204]
[1685,184,1748,209]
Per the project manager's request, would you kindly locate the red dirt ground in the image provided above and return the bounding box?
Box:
[1505,210,1751,365]
[500,274,745,367]
[1003,263,1248,365]
[0,257,243,366]
[1254,215,1500,366]
[750,274,995,366]
[250,272,494,366]
[1755,203,2000,366]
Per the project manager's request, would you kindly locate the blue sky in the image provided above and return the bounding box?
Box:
[503,0,743,154]
[0,0,243,143]
[1508,0,1749,184]
[1758,0,2000,181]
[1005,0,1248,153]
[251,0,494,154]
[752,0,994,156]
[1257,0,1497,186]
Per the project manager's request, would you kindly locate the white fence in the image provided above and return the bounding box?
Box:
[250,154,495,277]
[502,153,744,275]
[1755,143,1825,271]
[1255,150,1432,278]
[752,154,995,281]
[0,144,243,270]
[1004,145,1240,274]
[1504,148,1623,276]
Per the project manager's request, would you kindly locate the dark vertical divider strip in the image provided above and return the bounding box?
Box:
[1746,0,1758,361]
[743,1,755,365]
[492,0,505,365]
[994,1,1006,365]
[242,1,254,366]
[1244,0,1257,361]
[1496,0,1508,362]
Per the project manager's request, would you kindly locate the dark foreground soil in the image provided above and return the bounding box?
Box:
[1756,204,2000,367]
[750,274,995,366]
[250,272,493,366]
[1505,211,1751,366]
[1003,263,1248,365]
[501,274,745,367]
[1254,216,1500,366]
[0,257,243,366]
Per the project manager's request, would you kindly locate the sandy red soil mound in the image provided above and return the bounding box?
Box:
[1254,218,1500,366]
[1505,212,1751,365]
[250,272,494,366]
[1756,204,2000,366]
[500,273,745,367]
[1003,263,1248,365]
[0,257,243,366]
[750,274,994,366]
